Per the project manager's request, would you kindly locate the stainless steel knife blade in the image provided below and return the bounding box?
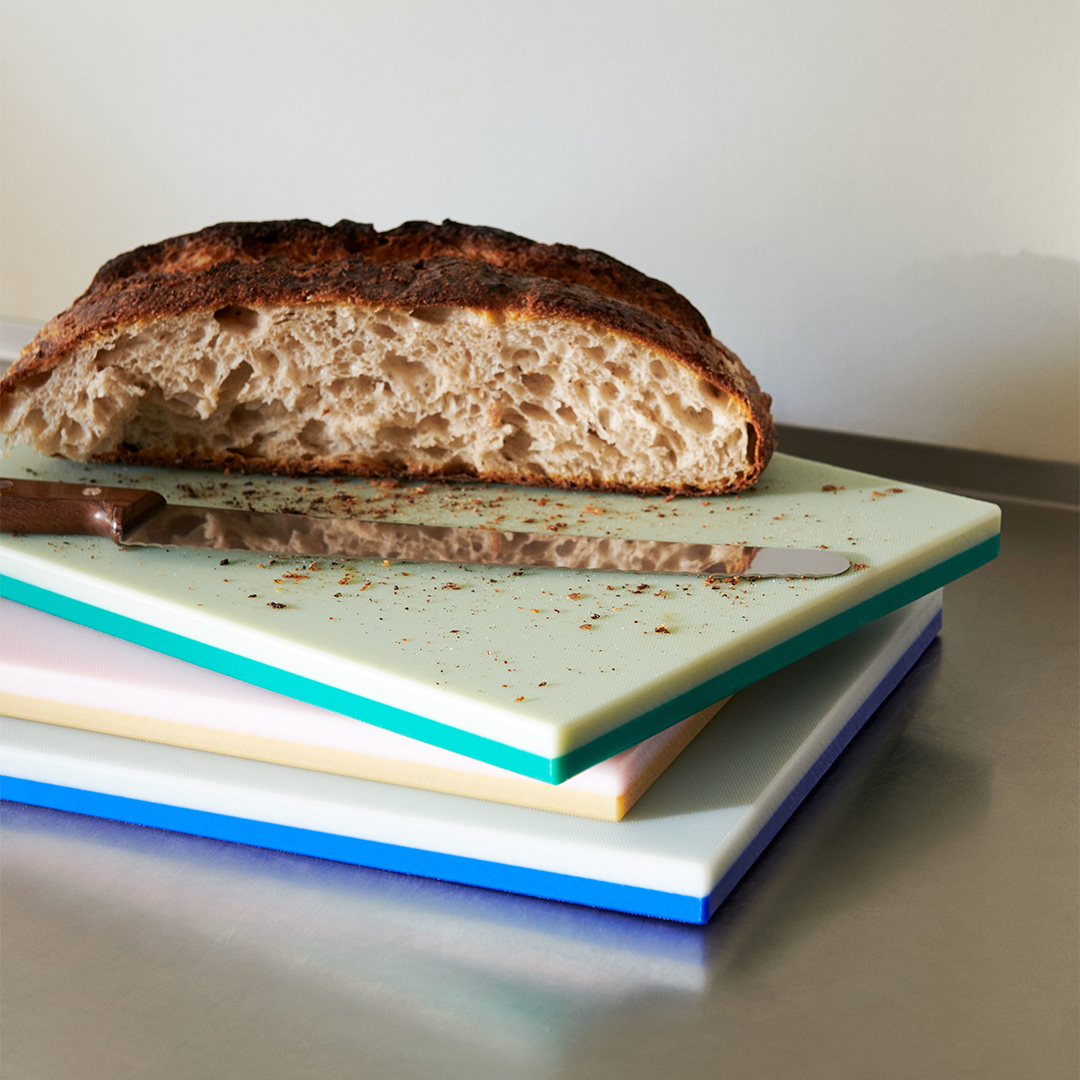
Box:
[0,477,851,578]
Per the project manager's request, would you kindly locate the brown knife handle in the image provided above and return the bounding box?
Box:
[0,478,166,543]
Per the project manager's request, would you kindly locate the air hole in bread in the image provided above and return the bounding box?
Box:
[13,370,52,392]
[299,419,330,452]
[13,407,45,436]
[521,371,554,395]
[664,394,714,434]
[213,305,263,336]
[416,414,449,436]
[220,361,253,400]
[225,401,267,446]
[379,426,413,448]
[502,426,534,461]
[382,352,431,392]
[409,306,453,325]
[518,401,552,422]
[164,392,202,419]
[254,350,280,374]
[440,456,477,476]
[61,417,85,443]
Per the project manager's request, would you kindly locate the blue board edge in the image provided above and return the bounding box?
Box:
[0,607,941,924]
[0,532,992,783]
[0,777,707,923]
[704,605,942,918]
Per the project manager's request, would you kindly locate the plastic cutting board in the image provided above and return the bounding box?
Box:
[0,598,724,821]
[0,591,943,924]
[0,442,998,781]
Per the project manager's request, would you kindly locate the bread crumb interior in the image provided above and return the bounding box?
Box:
[2,304,752,491]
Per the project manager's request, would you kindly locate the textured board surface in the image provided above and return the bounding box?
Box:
[0,441,996,780]
[1,592,942,923]
[0,598,721,821]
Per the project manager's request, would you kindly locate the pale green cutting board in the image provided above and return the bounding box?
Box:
[0,442,999,781]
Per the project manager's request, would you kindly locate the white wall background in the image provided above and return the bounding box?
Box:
[2,0,1077,462]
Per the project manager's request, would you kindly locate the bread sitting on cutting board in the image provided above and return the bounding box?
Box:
[0,219,776,495]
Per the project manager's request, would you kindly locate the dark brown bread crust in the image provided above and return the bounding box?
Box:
[1,220,776,489]
[85,219,714,338]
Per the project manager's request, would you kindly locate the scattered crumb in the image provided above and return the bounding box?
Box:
[654,625,671,634]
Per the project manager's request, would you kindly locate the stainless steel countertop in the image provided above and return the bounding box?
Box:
[2,430,1077,1080]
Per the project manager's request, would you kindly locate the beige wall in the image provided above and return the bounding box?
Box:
[2,0,1076,461]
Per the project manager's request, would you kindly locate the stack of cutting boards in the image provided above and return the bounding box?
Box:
[0,441,999,923]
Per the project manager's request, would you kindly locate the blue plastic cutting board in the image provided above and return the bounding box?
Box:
[0,442,997,781]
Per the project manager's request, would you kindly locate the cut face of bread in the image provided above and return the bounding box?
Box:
[0,220,775,495]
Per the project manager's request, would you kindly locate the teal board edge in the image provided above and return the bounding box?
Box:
[559,532,997,777]
[0,531,996,782]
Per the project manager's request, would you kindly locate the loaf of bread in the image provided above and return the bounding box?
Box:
[0,220,775,494]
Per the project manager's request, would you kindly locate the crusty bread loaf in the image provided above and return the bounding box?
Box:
[0,220,776,494]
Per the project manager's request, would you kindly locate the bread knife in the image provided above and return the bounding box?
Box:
[0,478,850,578]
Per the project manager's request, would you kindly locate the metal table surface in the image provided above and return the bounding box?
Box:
[2,428,1077,1080]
